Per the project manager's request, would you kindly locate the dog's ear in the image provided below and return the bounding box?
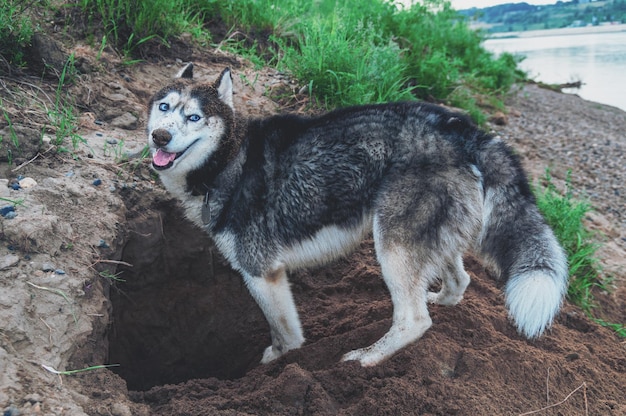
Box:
[215,67,234,112]
[176,63,194,79]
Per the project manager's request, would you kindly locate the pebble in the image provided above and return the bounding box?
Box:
[98,239,110,248]
[65,171,75,177]
[18,177,37,189]
[41,263,55,272]
[92,178,102,186]
[3,211,17,219]
[110,403,132,416]
[0,206,15,217]
[7,179,20,191]
[106,138,119,145]
[3,406,19,416]
[110,112,138,130]
[54,269,66,275]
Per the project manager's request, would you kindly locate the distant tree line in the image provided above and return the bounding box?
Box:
[458,0,626,32]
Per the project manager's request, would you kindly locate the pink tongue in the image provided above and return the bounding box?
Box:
[153,149,177,167]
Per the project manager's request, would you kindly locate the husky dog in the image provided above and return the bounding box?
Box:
[147,64,568,367]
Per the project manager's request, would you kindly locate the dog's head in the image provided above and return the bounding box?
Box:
[147,64,236,178]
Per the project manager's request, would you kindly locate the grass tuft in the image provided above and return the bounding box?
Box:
[0,0,38,68]
[78,0,208,58]
[535,169,624,336]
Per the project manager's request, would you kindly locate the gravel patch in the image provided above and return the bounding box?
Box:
[495,83,626,250]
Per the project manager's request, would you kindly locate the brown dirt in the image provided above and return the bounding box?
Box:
[1,26,625,416]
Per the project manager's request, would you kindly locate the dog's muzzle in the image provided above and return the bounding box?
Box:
[151,128,178,170]
[152,128,172,147]
[151,129,201,171]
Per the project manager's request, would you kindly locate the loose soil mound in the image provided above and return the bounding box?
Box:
[1,37,625,416]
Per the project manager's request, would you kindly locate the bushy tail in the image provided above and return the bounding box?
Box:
[477,141,568,339]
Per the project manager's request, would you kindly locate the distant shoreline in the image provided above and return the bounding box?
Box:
[487,23,626,39]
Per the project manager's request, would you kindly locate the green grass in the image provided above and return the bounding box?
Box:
[535,169,624,336]
[276,16,415,107]
[1,54,86,162]
[0,196,25,206]
[0,0,38,67]
[201,0,524,116]
[78,0,208,58]
[45,54,87,153]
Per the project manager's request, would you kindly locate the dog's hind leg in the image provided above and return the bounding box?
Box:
[427,254,470,306]
[342,168,482,366]
[342,232,434,366]
[243,265,305,364]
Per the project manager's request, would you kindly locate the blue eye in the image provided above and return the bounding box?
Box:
[188,114,201,122]
[158,103,169,111]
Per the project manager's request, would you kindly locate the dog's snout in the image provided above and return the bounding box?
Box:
[152,128,172,147]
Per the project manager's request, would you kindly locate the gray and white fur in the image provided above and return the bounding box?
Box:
[147,64,568,367]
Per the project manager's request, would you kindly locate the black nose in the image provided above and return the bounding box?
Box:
[152,129,172,147]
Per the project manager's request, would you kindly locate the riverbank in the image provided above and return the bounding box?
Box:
[488,22,626,38]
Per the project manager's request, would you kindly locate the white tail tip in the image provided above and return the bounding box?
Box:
[505,271,567,338]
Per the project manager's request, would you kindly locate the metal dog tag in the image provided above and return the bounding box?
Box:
[201,192,211,225]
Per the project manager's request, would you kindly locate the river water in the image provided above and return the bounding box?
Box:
[484,31,626,111]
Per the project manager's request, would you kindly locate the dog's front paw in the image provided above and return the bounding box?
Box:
[261,345,283,364]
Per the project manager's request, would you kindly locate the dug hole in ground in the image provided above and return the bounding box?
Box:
[1,53,625,415]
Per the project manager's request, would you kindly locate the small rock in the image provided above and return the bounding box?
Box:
[41,263,55,272]
[97,240,110,249]
[0,254,20,270]
[18,177,37,189]
[0,206,15,217]
[111,403,132,416]
[92,178,102,186]
[489,111,508,126]
[110,112,138,130]
[96,132,104,137]
[3,406,19,416]
[106,138,119,145]
[54,269,66,275]
[8,179,20,190]
[3,211,17,219]
[65,170,75,177]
